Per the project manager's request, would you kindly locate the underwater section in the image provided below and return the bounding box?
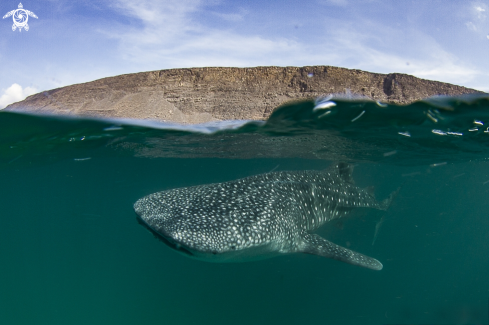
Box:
[1,94,489,325]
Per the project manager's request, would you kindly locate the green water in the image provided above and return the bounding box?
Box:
[1,96,489,324]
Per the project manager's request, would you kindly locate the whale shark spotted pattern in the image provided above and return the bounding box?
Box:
[134,163,396,270]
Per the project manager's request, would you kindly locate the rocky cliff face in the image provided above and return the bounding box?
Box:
[4,66,483,123]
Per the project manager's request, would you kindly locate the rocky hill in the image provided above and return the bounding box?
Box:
[4,66,483,123]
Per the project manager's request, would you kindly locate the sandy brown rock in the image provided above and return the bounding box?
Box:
[4,66,484,123]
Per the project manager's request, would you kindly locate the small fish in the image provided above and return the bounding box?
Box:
[134,163,397,270]
[372,215,386,246]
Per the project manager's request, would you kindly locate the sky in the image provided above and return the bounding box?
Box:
[0,0,488,108]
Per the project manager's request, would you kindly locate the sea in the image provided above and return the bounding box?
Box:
[1,95,489,325]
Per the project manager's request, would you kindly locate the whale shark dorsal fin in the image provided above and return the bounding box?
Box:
[326,162,355,184]
[300,234,383,270]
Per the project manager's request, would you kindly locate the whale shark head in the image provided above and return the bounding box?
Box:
[136,214,195,257]
[134,190,265,261]
[134,194,200,257]
[134,178,288,263]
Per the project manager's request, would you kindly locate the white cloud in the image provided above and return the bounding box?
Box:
[313,20,481,87]
[212,8,248,22]
[105,0,311,68]
[0,84,38,109]
[318,0,349,6]
[463,3,489,39]
[101,0,483,90]
[110,0,201,35]
[472,3,487,20]
[466,21,477,31]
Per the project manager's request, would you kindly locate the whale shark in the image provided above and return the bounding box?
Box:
[134,162,396,270]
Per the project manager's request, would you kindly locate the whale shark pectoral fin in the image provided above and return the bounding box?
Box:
[300,234,383,271]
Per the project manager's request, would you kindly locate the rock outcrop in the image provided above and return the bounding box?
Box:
[4,66,483,123]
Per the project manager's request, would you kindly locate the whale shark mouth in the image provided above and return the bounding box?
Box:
[135,213,194,257]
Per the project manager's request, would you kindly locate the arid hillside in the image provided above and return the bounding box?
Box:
[4,66,483,123]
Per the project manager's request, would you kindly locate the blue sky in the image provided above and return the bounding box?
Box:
[1,0,488,108]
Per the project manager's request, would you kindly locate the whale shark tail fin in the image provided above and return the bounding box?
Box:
[379,187,400,211]
[301,234,383,270]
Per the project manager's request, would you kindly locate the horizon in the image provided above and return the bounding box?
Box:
[1,0,488,108]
